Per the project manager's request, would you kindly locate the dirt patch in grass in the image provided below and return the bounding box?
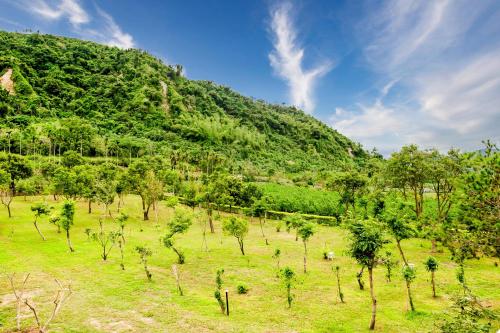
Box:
[0,289,42,307]
[89,318,134,332]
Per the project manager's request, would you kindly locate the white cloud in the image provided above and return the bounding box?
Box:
[95,7,134,49]
[268,2,332,113]
[332,101,403,139]
[18,0,135,49]
[333,0,500,154]
[28,0,89,26]
[417,49,500,134]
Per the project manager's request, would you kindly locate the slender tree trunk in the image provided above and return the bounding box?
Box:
[143,204,150,221]
[172,247,184,264]
[431,271,436,297]
[357,266,365,290]
[34,220,46,240]
[88,200,92,214]
[336,269,344,303]
[396,240,409,265]
[406,281,415,311]
[368,266,376,330]
[119,241,125,270]
[66,230,74,252]
[259,217,268,245]
[238,239,245,255]
[7,203,11,218]
[303,241,307,273]
[208,208,215,233]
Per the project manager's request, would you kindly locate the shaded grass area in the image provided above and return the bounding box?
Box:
[0,196,499,332]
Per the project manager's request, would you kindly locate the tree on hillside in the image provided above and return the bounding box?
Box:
[251,196,271,245]
[383,203,416,266]
[425,149,463,252]
[297,222,315,273]
[199,179,217,234]
[60,200,75,252]
[223,216,249,255]
[61,150,84,168]
[385,145,429,218]
[181,180,200,211]
[16,176,46,200]
[347,219,387,330]
[30,202,51,240]
[0,152,33,195]
[284,214,305,241]
[51,167,81,200]
[73,164,97,213]
[454,142,499,258]
[328,171,367,216]
[0,169,13,217]
[94,163,119,217]
[163,208,194,264]
[126,159,164,221]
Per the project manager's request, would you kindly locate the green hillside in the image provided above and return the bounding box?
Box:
[0,31,365,174]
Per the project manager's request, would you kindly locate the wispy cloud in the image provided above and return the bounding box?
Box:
[268,2,332,113]
[332,0,500,154]
[17,0,135,49]
[27,0,89,26]
[94,7,134,49]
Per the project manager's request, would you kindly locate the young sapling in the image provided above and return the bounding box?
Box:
[136,246,153,281]
[30,202,51,240]
[222,216,249,255]
[424,256,439,297]
[334,265,345,303]
[214,269,226,314]
[279,267,296,308]
[402,264,417,311]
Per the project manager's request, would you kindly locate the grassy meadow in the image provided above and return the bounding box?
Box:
[0,196,499,332]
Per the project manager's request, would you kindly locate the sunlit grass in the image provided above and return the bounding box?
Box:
[0,195,498,332]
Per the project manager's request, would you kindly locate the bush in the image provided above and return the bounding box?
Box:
[237,284,249,294]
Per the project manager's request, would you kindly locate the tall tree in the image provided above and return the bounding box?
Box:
[385,145,429,218]
[60,200,75,252]
[454,142,499,258]
[328,171,367,216]
[426,149,463,251]
[347,219,387,330]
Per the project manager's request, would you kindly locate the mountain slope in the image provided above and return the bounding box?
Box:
[0,31,365,173]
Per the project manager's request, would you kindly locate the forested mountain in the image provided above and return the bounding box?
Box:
[0,31,365,173]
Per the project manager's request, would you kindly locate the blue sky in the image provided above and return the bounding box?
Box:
[1,0,499,155]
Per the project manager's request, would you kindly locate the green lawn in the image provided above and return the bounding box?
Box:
[0,196,498,332]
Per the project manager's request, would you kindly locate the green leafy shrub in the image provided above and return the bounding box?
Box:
[237,284,249,294]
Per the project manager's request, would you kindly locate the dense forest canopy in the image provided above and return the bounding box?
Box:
[0,31,365,174]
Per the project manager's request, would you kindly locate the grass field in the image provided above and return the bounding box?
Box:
[0,196,498,332]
